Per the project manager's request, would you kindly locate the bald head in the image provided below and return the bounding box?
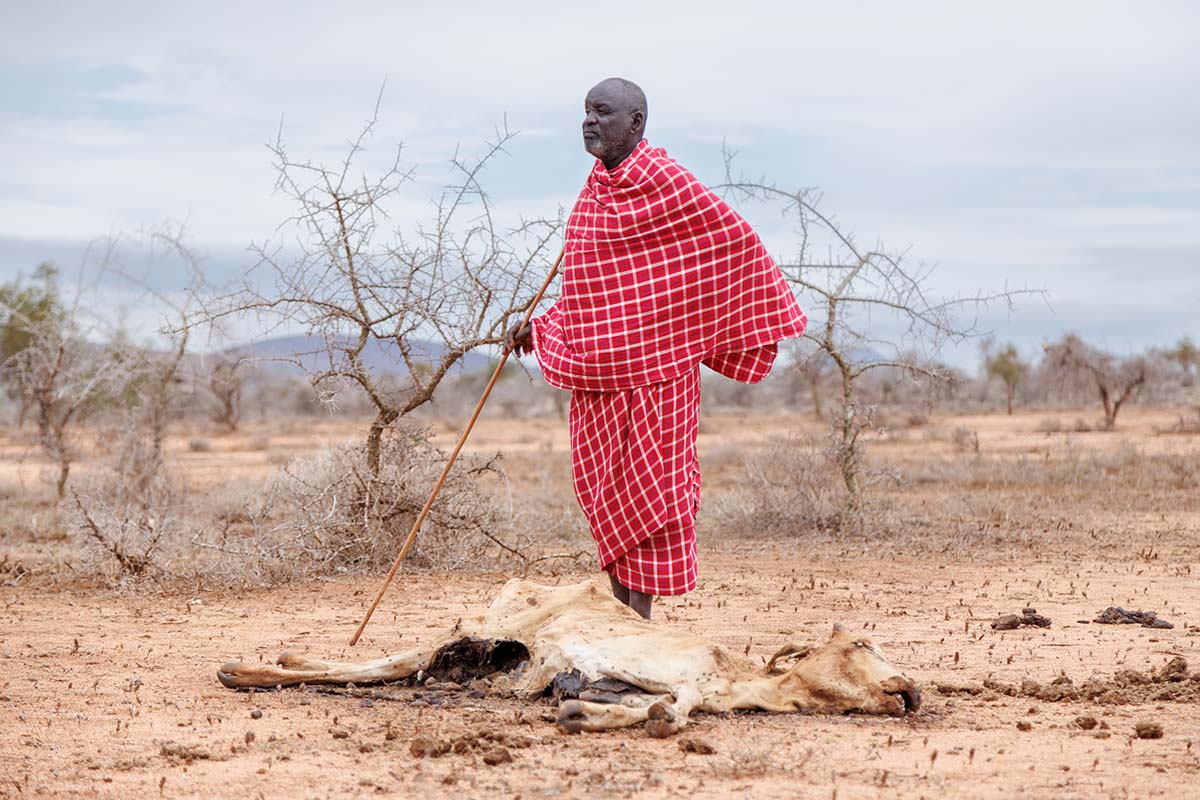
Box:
[582,78,648,170]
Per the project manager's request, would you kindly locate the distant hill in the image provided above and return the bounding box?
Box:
[216,335,888,382]
[221,334,495,378]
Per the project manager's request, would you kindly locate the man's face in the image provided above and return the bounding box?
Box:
[582,81,642,166]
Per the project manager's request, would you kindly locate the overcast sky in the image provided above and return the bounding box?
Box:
[2,1,1197,367]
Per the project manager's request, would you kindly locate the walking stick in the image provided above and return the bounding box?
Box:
[349,247,565,646]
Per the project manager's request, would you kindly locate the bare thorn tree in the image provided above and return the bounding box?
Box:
[719,145,1040,515]
[1042,333,1149,430]
[207,97,563,476]
[194,97,562,571]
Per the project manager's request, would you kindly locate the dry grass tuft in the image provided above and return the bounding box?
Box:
[1163,406,1200,434]
[706,434,896,538]
[707,737,803,779]
[189,424,526,584]
[187,437,212,453]
[951,427,980,453]
[1036,416,1096,434]
[907,441,1198,496]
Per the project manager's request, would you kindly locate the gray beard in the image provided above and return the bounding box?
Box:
[584,141,605,160]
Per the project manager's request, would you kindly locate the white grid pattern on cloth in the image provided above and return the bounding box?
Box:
[566,346,778,596]
[530,139,807,393]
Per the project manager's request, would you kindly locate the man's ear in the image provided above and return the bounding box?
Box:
[631,110,645,137]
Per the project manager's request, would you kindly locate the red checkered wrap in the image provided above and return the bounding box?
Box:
[532,138,806,392]
[528,140,805,595]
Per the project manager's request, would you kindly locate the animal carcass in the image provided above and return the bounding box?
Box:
[217,578,919,736]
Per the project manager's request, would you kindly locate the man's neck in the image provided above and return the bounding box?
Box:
[602,139,642,171]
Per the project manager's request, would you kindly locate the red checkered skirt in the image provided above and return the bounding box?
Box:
[567,346,778,596]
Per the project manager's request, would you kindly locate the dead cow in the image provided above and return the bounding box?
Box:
[218,578,920,736]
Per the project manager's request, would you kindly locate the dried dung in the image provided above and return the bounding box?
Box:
[992,609,1052,630]
[1093,607,1174,629]
[1134,721,1164,739]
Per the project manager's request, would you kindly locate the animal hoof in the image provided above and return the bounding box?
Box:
[217,661,247,688]
[645,701,679,738]
[647,701,675,723]
[557,700,586,734]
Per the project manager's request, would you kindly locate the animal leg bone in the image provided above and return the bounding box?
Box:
[557,684,703,737]
[557,698,656,733]
[217,641,447,689]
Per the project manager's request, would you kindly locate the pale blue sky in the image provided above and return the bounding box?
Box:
[2,1,1197,366]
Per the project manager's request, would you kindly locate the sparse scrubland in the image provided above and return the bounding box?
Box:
[4,252,1200,799]
[3,397,1200,798]
[3,124,1199,794]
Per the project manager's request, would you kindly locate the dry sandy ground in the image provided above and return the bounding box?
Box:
[3,409,1200,798]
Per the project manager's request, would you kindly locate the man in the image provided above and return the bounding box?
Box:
[507,78,805,619]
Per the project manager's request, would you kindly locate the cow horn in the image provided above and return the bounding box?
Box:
[765,643,813,674]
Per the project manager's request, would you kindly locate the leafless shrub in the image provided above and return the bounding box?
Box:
[66,425,198,585]
[1,256,126,498]
[52,223,217,584]
[1164,406,1200,434]
[191,424,525,583]
[708,434,896,536]
[69,488,171,580]
[951,427,980,454]
[1036,417,1064,433]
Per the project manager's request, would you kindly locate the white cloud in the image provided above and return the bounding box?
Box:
[1,1,1197,360]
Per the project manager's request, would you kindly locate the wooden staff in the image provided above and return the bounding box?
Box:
[349,247,565,646]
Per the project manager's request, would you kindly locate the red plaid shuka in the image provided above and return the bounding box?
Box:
[529,139,806,595]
